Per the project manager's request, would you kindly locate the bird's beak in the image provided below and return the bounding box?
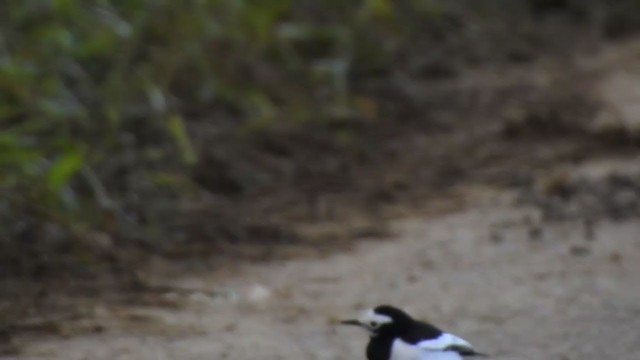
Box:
[339,319,362,326]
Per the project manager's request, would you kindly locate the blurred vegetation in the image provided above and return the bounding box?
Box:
[1,0,640,279]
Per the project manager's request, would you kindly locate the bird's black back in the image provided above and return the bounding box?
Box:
[400,320,443,344]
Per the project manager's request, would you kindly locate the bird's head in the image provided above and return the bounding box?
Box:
[340,305,413,336]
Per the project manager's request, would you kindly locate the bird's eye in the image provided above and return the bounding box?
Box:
[369,321,378,328]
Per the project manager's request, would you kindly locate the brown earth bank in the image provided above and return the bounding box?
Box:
[2,38,640,358]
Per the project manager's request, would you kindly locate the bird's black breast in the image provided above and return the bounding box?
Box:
[366,335,394,360]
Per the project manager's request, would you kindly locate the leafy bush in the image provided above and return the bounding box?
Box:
[0,0,417,264]
[1,0,639,276]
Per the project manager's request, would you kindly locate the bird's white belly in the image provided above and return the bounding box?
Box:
[390,339,463,360]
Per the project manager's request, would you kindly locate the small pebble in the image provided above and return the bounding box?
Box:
[245,284,272,305]
[528,225,543,241]
[489,229,503,244]
[569,244,591,256]
[609,251,622,263]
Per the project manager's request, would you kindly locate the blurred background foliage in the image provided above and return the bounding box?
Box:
[1,0,640,279]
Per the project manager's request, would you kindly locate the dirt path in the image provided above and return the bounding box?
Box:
[4,180,640,360]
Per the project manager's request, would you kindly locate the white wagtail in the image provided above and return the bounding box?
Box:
[340,305,487,360]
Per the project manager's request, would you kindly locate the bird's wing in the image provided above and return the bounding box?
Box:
[416,332,479,355]
[418,352,464,360]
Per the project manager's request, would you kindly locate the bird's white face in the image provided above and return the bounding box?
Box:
[343,308,394,334]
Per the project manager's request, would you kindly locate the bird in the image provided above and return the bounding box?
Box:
[339,304,487,360]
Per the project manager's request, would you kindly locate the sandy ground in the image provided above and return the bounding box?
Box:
[4,183,640,360]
